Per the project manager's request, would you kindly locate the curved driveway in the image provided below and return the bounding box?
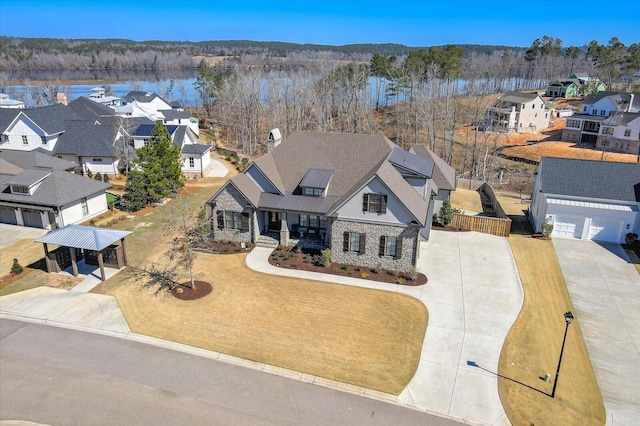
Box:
[247,230,524,425]
[553,239,640,425]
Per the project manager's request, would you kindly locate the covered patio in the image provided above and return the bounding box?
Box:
[35,225,132,281]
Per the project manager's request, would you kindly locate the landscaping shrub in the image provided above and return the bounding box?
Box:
[94,172,102,181]
[542,223,554,238]
[438,199,455,225]
[11,258,23,276]
[397,278,406,285]
[103,174,110,183]
[361,272,369,279]
[408,266,418,281]
[320,249,332,267]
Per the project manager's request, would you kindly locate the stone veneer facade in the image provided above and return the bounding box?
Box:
[211,185,253,243]
[330,219,420,272]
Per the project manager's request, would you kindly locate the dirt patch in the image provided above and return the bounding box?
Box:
[195,239,253,254]
[501,141,638,164]
[267,246,427,286]
[172,281,212,300]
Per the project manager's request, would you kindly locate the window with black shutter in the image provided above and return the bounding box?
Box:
[241,212,250,231]
[379,236,402,258]
[363,193,387,213]
[344,231,366,253]
[395,238,402,259]
[216,210,224,229]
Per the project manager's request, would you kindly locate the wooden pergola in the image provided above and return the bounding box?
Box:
[35,225,132,281]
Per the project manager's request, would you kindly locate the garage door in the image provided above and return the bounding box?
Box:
[588,217,623,243]
[22,209,43,228]
[0,206,17,225]
[552,214,584,239]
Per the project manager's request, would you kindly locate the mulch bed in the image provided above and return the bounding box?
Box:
[432,223,470,232]
[268,247,427,286]
[171,281,212,300]
[194,239,253,254]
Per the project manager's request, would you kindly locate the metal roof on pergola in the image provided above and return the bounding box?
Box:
[35,225,131,281]
[35,225,131,251]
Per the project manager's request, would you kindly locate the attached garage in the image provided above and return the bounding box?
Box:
[546,199,636,244]
[21,208,43,228]
[530,158,640,246]
[552,214,584,239]
[587,217,624,243]
[0,206,18,225]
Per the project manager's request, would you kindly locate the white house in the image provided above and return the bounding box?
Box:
[88,87,121,107]
[530,157,640,243]
[0,150,111,229]
[132,123,212,177]
[484,92,550,133]
[0,93,25,109]
[598,112,640,155]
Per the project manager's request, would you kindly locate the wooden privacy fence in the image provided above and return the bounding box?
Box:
[452,213,512,237]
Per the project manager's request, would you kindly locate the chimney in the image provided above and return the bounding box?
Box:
[267,128,282,153]
[56,92,68,106]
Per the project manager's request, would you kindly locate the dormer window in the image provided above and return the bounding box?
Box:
[11,185,29,194]
[303,187,323,197]
[41,136,47,145]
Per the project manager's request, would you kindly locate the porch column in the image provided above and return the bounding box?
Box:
[42,243,51,273]
[280,213,289,246]
[98,250,106,281]
[69,246,79,277]
[120,238,128,266]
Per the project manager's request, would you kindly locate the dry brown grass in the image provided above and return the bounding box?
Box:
[450,188,483,212]
[90,184,427,395]
[502,141,638,164]
[0,269,81,296]
[500,235,605,425]
[0,238,46,279]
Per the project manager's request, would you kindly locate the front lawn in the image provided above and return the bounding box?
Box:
[92,184,428,395]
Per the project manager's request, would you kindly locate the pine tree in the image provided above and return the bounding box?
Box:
[122,168,148,212]
[136,122,184,203]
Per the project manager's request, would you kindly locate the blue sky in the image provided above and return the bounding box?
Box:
[1,0,638,48]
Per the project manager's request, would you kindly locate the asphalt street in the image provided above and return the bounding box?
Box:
[0,320,461,426]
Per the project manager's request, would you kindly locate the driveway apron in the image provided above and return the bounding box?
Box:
[553,238,640,425]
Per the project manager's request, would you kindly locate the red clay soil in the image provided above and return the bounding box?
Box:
[172,281,212,300]
[268,246,428,286]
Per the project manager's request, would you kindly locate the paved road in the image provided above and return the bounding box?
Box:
[0,320,461,426]
[554,239,640,425]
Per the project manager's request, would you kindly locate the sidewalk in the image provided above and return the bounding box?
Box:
[246,230,523,426]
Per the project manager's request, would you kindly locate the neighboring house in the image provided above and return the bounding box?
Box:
[206,130,453,272]
[597,112,640,155]
[529,157,640,243]
[0,149,111,229]
[484,92,550,133]
[117,91,198,135]
[0,103,80,152]
[544,73,606,98]
[545,80,581,98]
[88,87,121,107]
[0,93,25,109]
[133,123,211,177]
[562,91,640,148]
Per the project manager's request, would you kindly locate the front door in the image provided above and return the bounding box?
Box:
[268,211,282,231]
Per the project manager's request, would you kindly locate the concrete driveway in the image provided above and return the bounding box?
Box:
[397,230,523,425]
[0,223,48,249]
[553,239,640,425]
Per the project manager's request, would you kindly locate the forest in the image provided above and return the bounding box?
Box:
[1,35,638,190]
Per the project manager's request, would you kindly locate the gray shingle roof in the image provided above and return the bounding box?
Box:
[583,91,640,112]
[0,104,81,135]
[539,157,640,202]
[35,225,131,251]
[181,144,211,154]
[68,97,116,119]
[0,149,77,171]
[160,110,190,120]
[602,112,640,126]
[0,170,111,207]
[498,91,541,104]
[410,144,456,191]
[53,121,118,157]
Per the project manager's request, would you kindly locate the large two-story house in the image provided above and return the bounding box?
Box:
[206,130,455,272]
[562,91,640,152]
[484,92,550,133]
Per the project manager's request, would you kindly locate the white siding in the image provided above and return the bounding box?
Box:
[2,116,58,152]
[335,178,414,225]
[83,157,119,176]
[59,192,108,226]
